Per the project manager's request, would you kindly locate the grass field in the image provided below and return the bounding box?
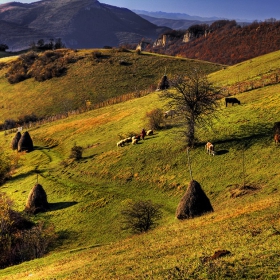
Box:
[0,50,280,279]
[0,48,223,122]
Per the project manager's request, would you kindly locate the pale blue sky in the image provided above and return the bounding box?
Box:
[0,0,279,21]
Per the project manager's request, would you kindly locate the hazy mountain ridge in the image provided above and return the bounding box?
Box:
[138,14,215,30]
[133,9,224,21]
[0,0,169,51]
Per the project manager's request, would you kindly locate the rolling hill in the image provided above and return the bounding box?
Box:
[0,48,223,123]
[0,50,280,279]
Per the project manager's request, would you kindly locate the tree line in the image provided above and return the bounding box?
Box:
[0,38,65,53]
[147,20,280,65]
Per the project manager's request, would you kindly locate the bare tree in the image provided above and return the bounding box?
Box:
[161,67,220,147]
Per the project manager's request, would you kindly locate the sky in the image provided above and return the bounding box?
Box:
[0,0,280,21]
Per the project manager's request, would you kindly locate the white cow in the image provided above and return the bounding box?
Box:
[164,110,176,118]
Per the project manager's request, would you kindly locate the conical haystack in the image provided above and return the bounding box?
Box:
[157,75,169,90]
[18,131,33,152]
[11,131,21,150]
[25,184,49,214]
[176,180,213,219]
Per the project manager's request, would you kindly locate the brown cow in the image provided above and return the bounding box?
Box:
[274,134,280,145]
[205,142,215,156]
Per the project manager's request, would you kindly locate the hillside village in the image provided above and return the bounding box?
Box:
[0,1,280,280]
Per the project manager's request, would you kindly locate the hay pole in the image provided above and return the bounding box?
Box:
[242,145,246,187]
[187,147,193,180]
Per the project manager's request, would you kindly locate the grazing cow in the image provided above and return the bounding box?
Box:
[164,109,176,118]
[141,128,146,140]
[205,142,215,156]
[274,134,280,145]
[225,97,241,107]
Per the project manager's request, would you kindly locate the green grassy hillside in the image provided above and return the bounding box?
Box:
[0,49,223,122]
[1,51,280,279]
[209,49,280,86]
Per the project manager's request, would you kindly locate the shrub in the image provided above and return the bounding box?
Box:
[0,150,12,184]
[146,108,165,130]
[117,47,130,52]
[6,50,75,83]
[3,119,16,130]
[70,144,83,160]
[0,193,56,268]
[18,113,38,125]
[92,51,102,59]
[121,200,162,233]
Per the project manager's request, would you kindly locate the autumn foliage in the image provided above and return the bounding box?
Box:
[148,20,280,65]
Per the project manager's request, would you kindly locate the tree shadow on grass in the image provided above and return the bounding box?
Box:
[80,154,98,161]
[55,229,78,248]
[198,122,273,150]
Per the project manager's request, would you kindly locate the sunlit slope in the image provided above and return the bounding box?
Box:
[1,51,280,279]
[209,49,280,87]
[0,49,223,122]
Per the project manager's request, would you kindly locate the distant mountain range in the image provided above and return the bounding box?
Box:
[0,0,169,51]
[134,10,252,30]
[133,10,224,22]
[138,14,215,30]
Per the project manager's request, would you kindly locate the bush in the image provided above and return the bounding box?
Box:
[146,108,165,130]
[92,51,102,59]
[18,113,39,125]
[3,119,16,130]
[121,200,162,233]
[70,144,83,160]
[0,151,12,184]
[6,50,76,84]
[0,193,56,268]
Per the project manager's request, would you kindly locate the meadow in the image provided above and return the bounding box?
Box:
[0,50,280,279]
[0,49,222,122]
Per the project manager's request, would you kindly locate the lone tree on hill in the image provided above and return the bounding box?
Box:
[161,67,220,147]
[121,200,162,233]
[0,44,8,51]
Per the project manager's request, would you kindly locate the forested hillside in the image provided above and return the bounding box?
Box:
[148,20,280,65]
